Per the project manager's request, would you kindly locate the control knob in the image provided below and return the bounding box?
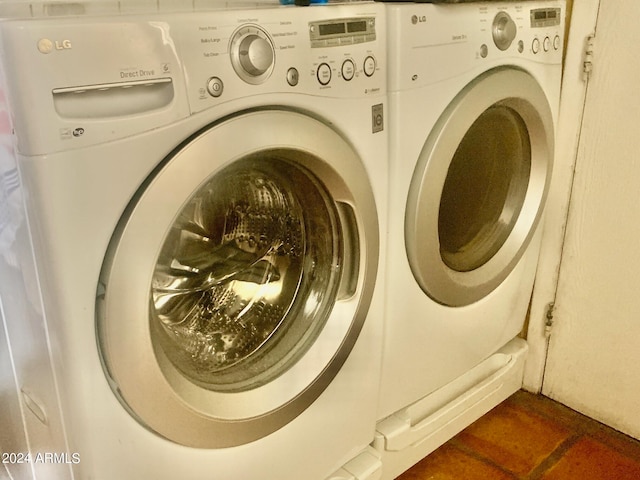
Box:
[230,25,275,84]
[239,34,274,76]
[492,12,517,51]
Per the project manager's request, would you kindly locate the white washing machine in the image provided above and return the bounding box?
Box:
[374,2,563,478]
[0,2,387,479]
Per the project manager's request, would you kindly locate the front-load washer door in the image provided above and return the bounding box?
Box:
[406,68,554,307]
[96,110,379,448]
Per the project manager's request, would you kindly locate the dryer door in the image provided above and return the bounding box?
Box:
[96,110,379,447]
[406,68,554,307]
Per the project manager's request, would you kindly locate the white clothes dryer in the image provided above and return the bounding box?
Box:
[374,2,563,478]
[0,2,387,479]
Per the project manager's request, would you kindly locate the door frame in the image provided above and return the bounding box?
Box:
[523,0,600,393]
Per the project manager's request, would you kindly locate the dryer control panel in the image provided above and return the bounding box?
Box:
[386,0,564,92]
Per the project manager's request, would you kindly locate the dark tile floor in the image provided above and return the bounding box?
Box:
[397,390,640,480]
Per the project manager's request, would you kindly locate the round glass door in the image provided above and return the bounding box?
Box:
[438,105,531,272]
[406,68,554,307]
[96,110,379,447]
[151,154,341,393]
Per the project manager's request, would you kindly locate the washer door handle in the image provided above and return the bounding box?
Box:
[336,201,360,301]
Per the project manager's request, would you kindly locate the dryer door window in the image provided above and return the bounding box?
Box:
[96,110,379,448]
[439,105,531,272]
[406,68,554,307]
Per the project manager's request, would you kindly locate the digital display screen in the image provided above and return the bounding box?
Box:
[319,23,346,36]
[309,17,375,47]
[531,8,560,27]
[347,21,367,33]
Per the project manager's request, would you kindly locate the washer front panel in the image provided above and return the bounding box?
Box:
[405,68,554,307]
[96,110,379,447]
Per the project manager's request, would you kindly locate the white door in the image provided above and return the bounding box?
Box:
[542,0,640,440]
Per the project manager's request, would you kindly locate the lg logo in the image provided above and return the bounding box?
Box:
[411,15,427,25]
[37,38,72,54]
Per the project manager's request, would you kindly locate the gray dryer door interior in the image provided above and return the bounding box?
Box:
[405,68,554,307]
[96,110,379,448]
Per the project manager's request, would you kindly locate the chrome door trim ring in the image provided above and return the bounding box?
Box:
[96,109,379,447]
[405,68,554,307]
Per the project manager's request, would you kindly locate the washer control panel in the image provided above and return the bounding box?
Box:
[308,16,378,88]
[173,5,385,112]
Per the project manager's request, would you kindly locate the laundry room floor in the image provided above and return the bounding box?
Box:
[397,390,640,480]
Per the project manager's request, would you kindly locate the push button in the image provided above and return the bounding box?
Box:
[532,38,540,54]
[363,56,376,77]
[207,77,223,97]
[342,59,355,81]
[317,63,332,86]
[287,67,299,86]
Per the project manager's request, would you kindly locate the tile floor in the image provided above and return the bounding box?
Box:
[397,390,640,480]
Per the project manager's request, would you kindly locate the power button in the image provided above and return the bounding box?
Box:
[207,77,224,97]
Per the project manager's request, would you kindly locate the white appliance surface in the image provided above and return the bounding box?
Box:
[0,2,387,479]
[376,2,563,478]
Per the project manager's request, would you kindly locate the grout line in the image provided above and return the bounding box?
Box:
[508,392,640,464]
[400,392,640,479]
[527,433,582,480]
[448,439,520,480]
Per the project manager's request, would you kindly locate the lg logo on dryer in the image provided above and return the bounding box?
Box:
[37,38,72,54]
[411,15,427,25]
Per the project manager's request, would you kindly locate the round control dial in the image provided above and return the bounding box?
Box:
[230,25,275,85]
[492,11,517,51]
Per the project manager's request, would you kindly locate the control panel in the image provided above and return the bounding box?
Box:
[483,5,563,59]
[388,1,563,91]
[528,7,563,54]
[172,7,385,113]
